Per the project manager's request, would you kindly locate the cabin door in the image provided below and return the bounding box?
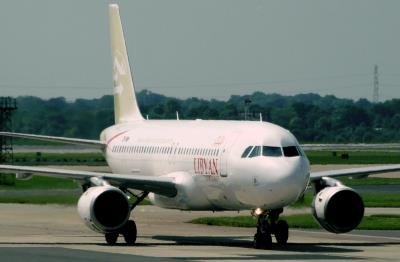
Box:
[219,132,240,177]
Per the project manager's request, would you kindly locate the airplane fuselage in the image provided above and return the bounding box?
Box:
[101,120,311,211]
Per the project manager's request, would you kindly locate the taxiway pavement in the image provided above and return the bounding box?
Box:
[0,204,398,261]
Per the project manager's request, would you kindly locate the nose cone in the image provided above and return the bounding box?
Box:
[261,158,309,208]
[237,157,310,209]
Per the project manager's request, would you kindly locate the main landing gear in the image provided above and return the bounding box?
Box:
[105,220,137,245]
[253,208,289,249]
[105,190,149,245]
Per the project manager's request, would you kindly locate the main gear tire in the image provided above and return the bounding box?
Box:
[122,220,137,245]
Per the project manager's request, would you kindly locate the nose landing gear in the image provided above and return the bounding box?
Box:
[253,208,289,249]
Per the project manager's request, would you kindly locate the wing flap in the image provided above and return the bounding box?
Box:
[0,165,177,197]
[310,164,400,181]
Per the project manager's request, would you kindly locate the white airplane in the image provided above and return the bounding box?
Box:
[1,4,400,249]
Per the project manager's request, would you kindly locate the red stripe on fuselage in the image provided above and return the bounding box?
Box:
[107,130,129,146]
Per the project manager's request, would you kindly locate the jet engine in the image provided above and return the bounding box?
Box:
[77,186,131,233]
[312,185,364,233]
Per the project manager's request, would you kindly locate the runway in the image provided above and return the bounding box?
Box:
[0,204,399,261]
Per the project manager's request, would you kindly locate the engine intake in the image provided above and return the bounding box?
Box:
[78,186,130,233]
[312,186,364,233]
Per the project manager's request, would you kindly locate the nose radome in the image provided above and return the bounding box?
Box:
[257,158,309,208]
[281,158,309,187]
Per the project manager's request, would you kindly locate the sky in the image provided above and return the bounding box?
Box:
[0,0,399,101]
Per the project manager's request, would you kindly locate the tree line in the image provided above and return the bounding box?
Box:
[10,90,400,143]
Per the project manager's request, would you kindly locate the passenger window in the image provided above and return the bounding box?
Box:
[283,146,299,157]
[262,146,282,157]
[241,146,253,158]
[249,146,261,158]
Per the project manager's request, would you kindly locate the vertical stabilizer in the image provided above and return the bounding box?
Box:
[109,4,143,123]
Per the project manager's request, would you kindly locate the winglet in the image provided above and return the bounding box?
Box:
[109,4,144,123]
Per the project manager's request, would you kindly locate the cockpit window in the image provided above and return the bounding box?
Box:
[241,146,253,158]
[296,146,304,156]
[248,146,261,158]
[262,146,282,157]
[283,146,300,157]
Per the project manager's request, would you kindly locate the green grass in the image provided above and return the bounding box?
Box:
[289,193,314,208]
[362,193,400,207]
[306,150,400,164]
[192,214,400,230]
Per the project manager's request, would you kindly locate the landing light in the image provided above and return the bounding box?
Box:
[252,208,263,217]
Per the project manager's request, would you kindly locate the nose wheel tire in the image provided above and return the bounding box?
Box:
[274,220,289,245]
[105,232,118,245]
[253,208,289,249]
[253,232,272,249]
[122,220,137,245]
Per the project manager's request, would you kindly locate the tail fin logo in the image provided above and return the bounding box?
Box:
[113,50,126,95]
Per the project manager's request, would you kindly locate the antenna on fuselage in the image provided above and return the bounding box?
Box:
[146,115,149,120]
[259,113,262,122]
[176,111,180,120]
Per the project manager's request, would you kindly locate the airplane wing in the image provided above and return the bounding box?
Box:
[310,164,400,181]
[0,165,177,197]
[301,143,400,150]
[0,132,105,149]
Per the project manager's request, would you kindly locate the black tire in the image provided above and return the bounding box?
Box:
[122,220,137,245]
[105,232,118,245]
[274,220,289,245]
[253,232,272,249]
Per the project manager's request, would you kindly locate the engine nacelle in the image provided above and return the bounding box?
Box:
[77,186,130,233]
[312,186,364,233]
